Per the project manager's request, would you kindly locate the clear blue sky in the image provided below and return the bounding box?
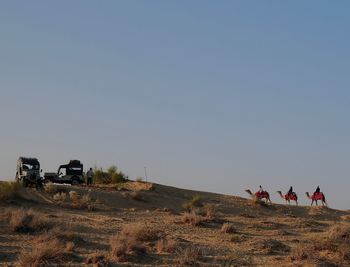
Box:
[1,1,349,209]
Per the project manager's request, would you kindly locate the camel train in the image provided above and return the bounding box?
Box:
[245,186,327,207]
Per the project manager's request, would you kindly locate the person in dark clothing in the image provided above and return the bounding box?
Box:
[288,186,293,195]
[315,186,320,194]
[86,168,94,186]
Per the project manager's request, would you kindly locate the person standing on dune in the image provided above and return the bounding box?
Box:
[87,168,94,186]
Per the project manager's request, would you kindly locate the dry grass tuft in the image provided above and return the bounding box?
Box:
[53,192,67,202]
[177,245,204,266]
[156,237,177,254]
[203,204,218,220]
[109,223,161,262]
[182,211,205,226]
[109,235,146,262]
[290,223,350,265]
[256,239,290,255]
[68,191,95,210]
[8,209,51,233]
[44,183,58,194]
[252,198,268,207]
[0,181,21,200]
[17,234,73,266]
[313,223,350,262]
[327,223,350,241]
[121,223,161,242]
[341,215,350,222]
[182,195,203,212]
[85,252,108,265]
[221,223,236,234]
[65,241,75,252]
[49,226,85,244]
[69,190,79,202]
[290,244,312,261]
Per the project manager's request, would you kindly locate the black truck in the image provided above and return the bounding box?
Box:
[44,160,84,185]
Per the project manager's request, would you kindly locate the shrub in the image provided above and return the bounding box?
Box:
[17,234,73,266]
[109,166,127,184]
[221,223,236,234]
[256,239,290,254]
[290,244,312,261]
[252,198,268,207]
[65,242,75,253]
[53,192,67,202]
[85,252,108,265]
[93,167,107,184]
[93,166,128,184]
[156,238,177,253]
[68,191,94,210]
[109,223,162,262]
[109,235,146,262]
[314,223,350,261]
[8,209,51,233]
[49,227,85,244]
[69,191,79,203]
[0,181,21,200]
[81,193,92,204]
[121,224,161,242]
[203,204,218,219]
[182,195,203,212]
[177,245,203,266]
[44,183,58,194]
[182,212,205,226]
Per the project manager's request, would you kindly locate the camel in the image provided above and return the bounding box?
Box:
[277,191,298,205]
[306,192,327,206]
[245,189,272,203]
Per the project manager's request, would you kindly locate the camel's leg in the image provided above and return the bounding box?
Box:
[315,200,318,206]
[311,199,314,206]
[296,200,298,206]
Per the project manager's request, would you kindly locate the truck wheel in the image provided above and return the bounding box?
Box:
[23,180,28,187]
[71,178,79,186]
[36,180,43,189]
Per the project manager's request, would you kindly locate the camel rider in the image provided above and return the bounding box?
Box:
[288,186,293,195]
[259,185,264,193]
[315,186,320,194]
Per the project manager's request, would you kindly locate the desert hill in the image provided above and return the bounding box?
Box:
[0,181,349,266]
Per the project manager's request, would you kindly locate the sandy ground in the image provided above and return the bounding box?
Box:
[0,182,349,266]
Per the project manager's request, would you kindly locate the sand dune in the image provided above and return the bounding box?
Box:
[0,181,349,266]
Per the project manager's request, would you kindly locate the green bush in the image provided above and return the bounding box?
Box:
[93,166,127,184]
[182,195,203,212]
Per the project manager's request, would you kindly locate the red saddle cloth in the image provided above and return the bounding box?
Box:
[313,192,324,200]
[255,191,269,198]
[286,192,297,200]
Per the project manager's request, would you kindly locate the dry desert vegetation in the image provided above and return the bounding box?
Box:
[0,180,349,267]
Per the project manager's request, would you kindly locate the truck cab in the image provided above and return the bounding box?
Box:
[16,157,43,188]
[44,160,84,185]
